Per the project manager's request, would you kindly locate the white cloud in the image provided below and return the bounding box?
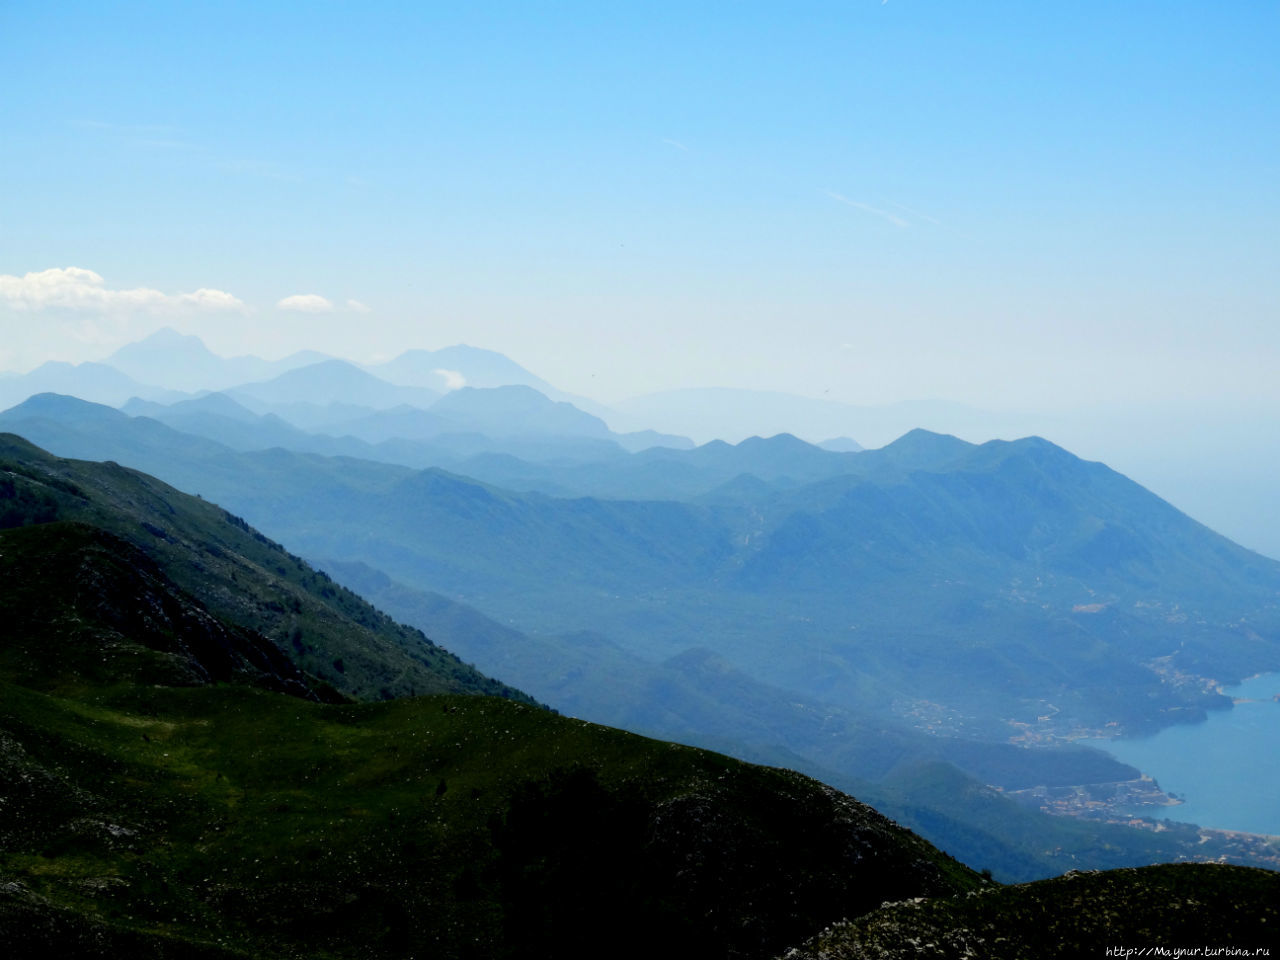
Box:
[178,288,247,310]
[434,368,467,391]
[277,293,334,313]
[0,266,247,314]
[345,298,372,313]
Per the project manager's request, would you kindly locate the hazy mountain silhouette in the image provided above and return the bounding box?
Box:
[125,385,689,463]
[430,384,612,437]
[121,393,363,455]
[104,326,330,391]
[0,361,175,410]
[8,394,1277,749]
[818,436,864,452]
[230,358,441,410]
[369,344,562,393]
[610,386,1040,448]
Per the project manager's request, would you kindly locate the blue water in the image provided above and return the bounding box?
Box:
[1083,673,1280,835]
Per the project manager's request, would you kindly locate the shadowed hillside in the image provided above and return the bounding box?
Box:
[780,863,1280,959]
[0,432,530,704]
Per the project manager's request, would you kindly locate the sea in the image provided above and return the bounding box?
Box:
[1084,673,1280,836]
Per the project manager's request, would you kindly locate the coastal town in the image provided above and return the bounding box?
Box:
[1003,777,1280,871]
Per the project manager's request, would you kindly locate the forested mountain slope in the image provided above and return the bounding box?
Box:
[0,432,529,703]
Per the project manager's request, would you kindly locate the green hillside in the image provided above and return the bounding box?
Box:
[0,681,991,960]
[0,432,531,704]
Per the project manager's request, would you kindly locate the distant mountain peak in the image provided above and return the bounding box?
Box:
[278,358,370,379]
[229,360,440,413]
[371,345,564,397]
[736,433,813,451]
[132,325,207,347]
[897,426,965,443]
[27,359,75,373]
[818,436,864,453]
[878,428,974,461]
[433,383,551,408]
[4,392,130,422]
[102,329,335,394]
[107,326,219,361]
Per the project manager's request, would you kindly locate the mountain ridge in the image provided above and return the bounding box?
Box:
[5,396,1278,741]
[2,430,1275,958]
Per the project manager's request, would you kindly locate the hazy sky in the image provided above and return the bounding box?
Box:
[2,1,1277,411]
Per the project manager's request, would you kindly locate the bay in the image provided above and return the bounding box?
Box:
[1084,673,1280,836]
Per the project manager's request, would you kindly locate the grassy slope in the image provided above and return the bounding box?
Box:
[0,680,981,960]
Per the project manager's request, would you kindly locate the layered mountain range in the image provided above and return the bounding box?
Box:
[2,331,1280,890]
[3,436,1276,958]
[6,390,1276,732]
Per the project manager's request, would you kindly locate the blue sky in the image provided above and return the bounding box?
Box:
[1,0,1277,411]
